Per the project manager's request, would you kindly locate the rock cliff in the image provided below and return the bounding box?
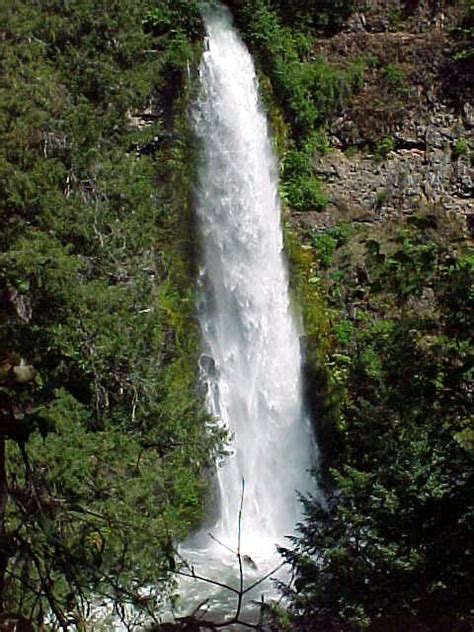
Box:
[295,0,473,235]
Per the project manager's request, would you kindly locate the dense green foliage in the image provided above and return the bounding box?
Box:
[268,0,354,34]
[282,212,473,629]
[0,0,222,627]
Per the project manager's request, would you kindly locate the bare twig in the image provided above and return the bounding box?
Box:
[208,531,236,555]
[190,597,210,618]
[15,535,68,630]
[235,478,245,620]
[242,561,285,595]
[174,568,239,595]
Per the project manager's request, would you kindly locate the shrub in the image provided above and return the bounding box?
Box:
[453,137,471,158]
[374,136,395,161]
[383,63,408,96]
[233,0,365,139]
[281,136,328,210]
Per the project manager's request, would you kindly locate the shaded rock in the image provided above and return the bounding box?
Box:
[242,554,258,570]
[462,102,474,128]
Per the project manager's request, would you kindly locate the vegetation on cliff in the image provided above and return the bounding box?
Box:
[282,211,473,630]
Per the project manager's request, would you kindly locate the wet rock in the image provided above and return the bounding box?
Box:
[199,354,216,377]
[242,554,258,570]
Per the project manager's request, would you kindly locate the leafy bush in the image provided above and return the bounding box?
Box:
[453,137,471,158]
[269,0,355,35]
[309,225,352,268]
[453,0,474,62]
[142,0,203,40]
[281,137,328,210]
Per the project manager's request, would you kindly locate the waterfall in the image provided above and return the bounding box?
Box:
[179,2,316,617]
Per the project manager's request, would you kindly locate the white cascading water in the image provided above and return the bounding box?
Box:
[178,3,316,620]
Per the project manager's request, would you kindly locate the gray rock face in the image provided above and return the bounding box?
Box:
[297,1,473,235]
[314,107,472,227]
